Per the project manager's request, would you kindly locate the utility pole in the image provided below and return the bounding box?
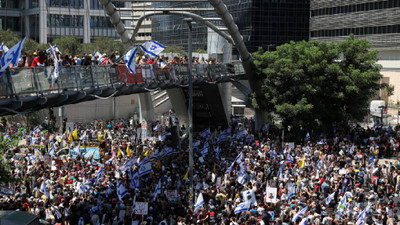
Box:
[184,17,194,211]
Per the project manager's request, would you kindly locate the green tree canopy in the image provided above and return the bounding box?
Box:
[53,36,82,56]
[0,29,42,53]
[252,35,383,132]
[164,45,186,55]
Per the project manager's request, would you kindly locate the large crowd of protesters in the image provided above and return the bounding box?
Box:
[0,48,218,69]
[1,113,400,225]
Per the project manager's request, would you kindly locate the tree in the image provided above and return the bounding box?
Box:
[0,29,41,53]
[252,35,382,133]
[91,37,125,56]
[164,45,186,55]
[195,48,207,53]
[53,36,81,56]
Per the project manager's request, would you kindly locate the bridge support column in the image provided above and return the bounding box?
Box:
[138,92,155,123]
[218,83,232,123]
[166,88,189,127]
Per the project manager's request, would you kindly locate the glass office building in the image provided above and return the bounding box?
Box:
[151,0,310,55]
[0,0,130,44]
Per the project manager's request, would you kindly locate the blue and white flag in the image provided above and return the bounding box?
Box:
[124,46,138,74]
[28,153,37,163]
[74,141,81,155]
[337,194,347,214]
[152,179,162,202]
[292,206,308,222]
[200,146,208,156]
[305,132,310,141]
[287,182,296,202]
[237,164,247,184]
[79,180,91,194]
[121,157,137,172]
[160,132,171,141]
[0,38,26,75]
[106,181,113,198]
[199,128,211,138]
[117,182,128,201]
[0,185,13,196]
[30,137,38,145]
[299,217,308,225]
[140,40,166,57]
[235,151,244,164]
[32,126,41,134]
[51,204,63,219]
[349,144,355,154]
[46,44,60,53]
[51,48,60,83]
[94,166,103,186]
[48,144,55,157]
[40,180,50,199]
[286,153,294,163]
[234,201,251,214]
[356,204,370,220]
[138,161,152,177]
[153,123,162,132]
[355,205,370,225]
[93,50,103,63]
[236,129,247,139]
[129,169,140,189]
[193,140,201,148]
[326,191,335,205]
[194,193,204,213]
[0,43,9,52]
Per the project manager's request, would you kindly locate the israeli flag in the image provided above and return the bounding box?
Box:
[74,141,81,155]
[199,128,211,138]
[152,179,162,201]
[237,164,247,184]
[124,46,138,74]
[162,146,176,157]
[349,144,355,154]
[160,132,171,141]
[286,153,294,163]
[337,194,347,213]
[138,161,152,177]
[121,157,137,172]
[32,126,41,134]
[51,48,60,83]
[236,129,247,139]
[129,170,139,189]
[193,140,201,148]
[194,193,204,213]
[0,43,9,52]
[305,132,310,141]
[93,50,103,63]
[46,44,60,53]
[0,38,26,75]
[140,40,166,57]
[48,144,55,157]
[117,182,128,201]
[200,146,208,156]
[106,182,113,198]
[326,191,335,205]
[292,206,308,222]
[40,180,50,199]
[153,123,162,132]
[28,154,37,163]
[94,166,103,186]
[299,217,308,225]
[234,201,251,214]
[235,151,244,164]
[357,204,370,220]
[51,204,63,219]
[0,185,14,196]
[287,182,296,202]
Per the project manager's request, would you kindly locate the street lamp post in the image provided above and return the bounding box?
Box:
[184,17,194,211]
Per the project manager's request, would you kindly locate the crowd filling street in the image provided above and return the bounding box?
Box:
[1,114,400,225]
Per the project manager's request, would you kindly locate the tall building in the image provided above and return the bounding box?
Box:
[0,0,131,43]
[310,0,400,105]
[151,0,310,57]
[129,2,152,44]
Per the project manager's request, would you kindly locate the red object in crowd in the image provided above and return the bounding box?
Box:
[31,56,45,67]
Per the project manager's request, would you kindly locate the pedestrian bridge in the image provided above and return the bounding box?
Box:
[0,62,246,116]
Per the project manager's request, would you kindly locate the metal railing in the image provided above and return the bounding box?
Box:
[0,62,245,98]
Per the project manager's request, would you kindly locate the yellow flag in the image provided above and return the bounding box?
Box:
[144,150,149,157]
[68,131,73,142]
[117,147,121,157]
[298,157,305,169]
[296,175,301,186]
[126,145,131,157]
[72,127,78,140]
[98,132,102,142]
[183,169,189,181]
[35,148,39,157]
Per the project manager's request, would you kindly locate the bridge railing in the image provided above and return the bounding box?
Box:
[2,62,244,98]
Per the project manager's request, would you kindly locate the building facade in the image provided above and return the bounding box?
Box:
[310,0,400,105]
[151,0,310,56]
[0,0,131,44]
